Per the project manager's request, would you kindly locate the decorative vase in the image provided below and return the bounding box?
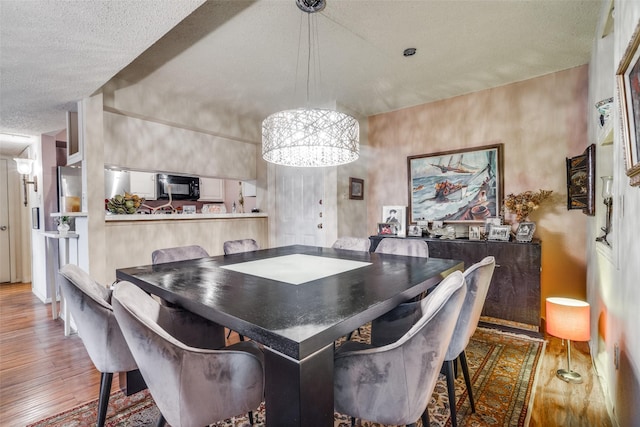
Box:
[57,223,70,235]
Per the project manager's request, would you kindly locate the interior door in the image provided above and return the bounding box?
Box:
[274,166,325,247]
[0,159,11,282]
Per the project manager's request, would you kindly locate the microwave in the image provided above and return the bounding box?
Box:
[156,174,200,200]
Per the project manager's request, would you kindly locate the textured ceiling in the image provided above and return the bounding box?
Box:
[0,0,602,156]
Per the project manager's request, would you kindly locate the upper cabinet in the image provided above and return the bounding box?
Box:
[66,110,83,165]
[199,178,225,202]
[130,171,157,200]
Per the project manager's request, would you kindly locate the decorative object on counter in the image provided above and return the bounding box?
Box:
[483,217,502,239]
[407,225,422,237]
[238,181,245,213]
[202,204,226,214]
[13,157,38,206]
[56,215,71,235]
[377,222,396,235]
[566,144,595,215]
[515,222,536,243]
[142,187,175,214]
[182,205,196,214]
[232,201,236,213]
[617,20,640,187]
[261,0,359,168]
[595,176,613,246]
[502,189,552,223]
[382,205,406,237]
[349,177,364,200]
[487,224,511,241]
[106,193,145,214]
[408,143,503,223]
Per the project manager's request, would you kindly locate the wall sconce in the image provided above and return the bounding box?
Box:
[546,297,590,383]
[13,158,38,206]
[595,176,613,246]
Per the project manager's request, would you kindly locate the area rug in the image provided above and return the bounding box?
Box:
[27,326,544,427]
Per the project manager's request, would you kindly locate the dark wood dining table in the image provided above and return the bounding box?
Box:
[116,244,463,427]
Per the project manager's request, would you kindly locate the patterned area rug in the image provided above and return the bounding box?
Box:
[27,326,544,427]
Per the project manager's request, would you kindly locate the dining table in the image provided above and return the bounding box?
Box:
[115,244,463,427]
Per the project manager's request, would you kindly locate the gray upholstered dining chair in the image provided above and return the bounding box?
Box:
[370,257,496,427]
[58,264,138,427]
[151,245,226,349]
[332,237,371,252]
[222,239,260,340]
[112,281,265,427]
[223,238,260,255]
[333,270,466,427]
[374,237,429,258]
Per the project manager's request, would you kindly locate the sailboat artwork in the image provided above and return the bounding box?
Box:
[408,144,503,223]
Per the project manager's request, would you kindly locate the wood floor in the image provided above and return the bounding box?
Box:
[0,282,614,427]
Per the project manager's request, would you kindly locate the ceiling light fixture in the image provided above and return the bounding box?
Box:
[262,0,359,168]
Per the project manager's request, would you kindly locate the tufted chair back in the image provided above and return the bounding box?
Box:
[152,245,209,264]
[223,239,260,255]
[375,238,429,258]
[332,237,371,252]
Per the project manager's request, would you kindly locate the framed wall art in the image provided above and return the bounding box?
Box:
[617,20,640,187]
[566,144,595,215]
[349,177,364,200]
[408,143,503,223]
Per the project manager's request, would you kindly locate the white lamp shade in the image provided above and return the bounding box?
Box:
[546,297,590,341]
[262,108,359,167]
[14,158,34,175]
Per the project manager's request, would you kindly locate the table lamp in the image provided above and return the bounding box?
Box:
[546,297,590,383]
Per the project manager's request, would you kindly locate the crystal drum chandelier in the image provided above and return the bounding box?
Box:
[262,0,359,167]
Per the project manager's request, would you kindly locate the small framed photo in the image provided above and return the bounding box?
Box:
[515,222,536,243]
[378,223,396,235]
[408,225,422,237]
[468,225,481,241]
[487,224,511,241]
[484,217,502,235]
[349,177,364,200]
[382,205,406,237]
[182,205,196,214]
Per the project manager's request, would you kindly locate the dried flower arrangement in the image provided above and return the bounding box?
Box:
[502,189,553,222]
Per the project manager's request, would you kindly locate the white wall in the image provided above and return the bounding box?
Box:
[587,2,640,426]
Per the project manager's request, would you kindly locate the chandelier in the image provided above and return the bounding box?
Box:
[261,0,359,168]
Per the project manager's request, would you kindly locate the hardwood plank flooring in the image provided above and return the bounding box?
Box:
[0,282,613,427]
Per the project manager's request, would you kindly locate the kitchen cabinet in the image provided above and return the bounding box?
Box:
[129,171,156,200]
[199,177,224,201]
[369,235,542,334]
[66,110,83,165]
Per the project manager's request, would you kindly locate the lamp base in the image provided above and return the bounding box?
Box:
[556,369,583,384]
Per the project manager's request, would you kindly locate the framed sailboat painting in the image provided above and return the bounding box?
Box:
[407,143,504,224]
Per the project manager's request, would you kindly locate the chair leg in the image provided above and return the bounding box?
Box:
[459,350,476,413]
[97,372,113,427]
[444,359,457,427]
[155,413,166,427]
[248,410,254,425]
[421,406,430,426]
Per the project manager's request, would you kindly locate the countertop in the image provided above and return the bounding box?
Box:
[105,212,268,221]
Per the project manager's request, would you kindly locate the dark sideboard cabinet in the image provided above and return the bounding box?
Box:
[369,235,542,334]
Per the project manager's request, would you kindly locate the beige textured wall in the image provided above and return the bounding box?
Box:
[368,66,589,318]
